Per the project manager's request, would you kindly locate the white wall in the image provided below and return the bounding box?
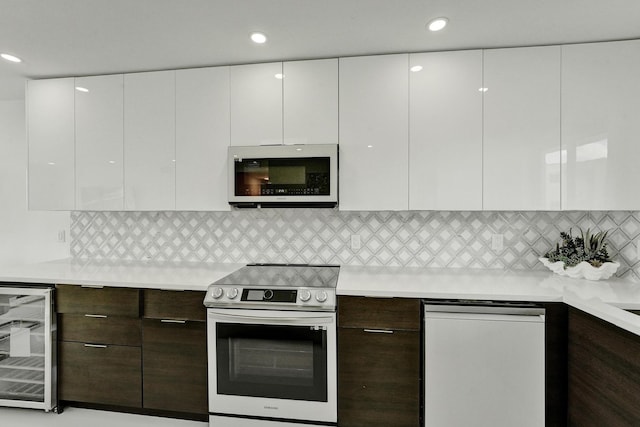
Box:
[0,100,69,265]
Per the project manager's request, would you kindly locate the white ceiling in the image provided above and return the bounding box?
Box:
[1,0,640,100]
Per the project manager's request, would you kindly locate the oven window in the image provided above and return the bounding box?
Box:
[216,323,327,402]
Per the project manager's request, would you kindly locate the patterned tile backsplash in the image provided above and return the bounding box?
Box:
[71,210,640,281]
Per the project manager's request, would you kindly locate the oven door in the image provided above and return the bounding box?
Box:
[207,309,336,424]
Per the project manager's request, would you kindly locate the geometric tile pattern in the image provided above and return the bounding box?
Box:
[70,210,640,282]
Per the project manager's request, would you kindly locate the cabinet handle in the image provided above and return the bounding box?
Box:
[160,319,186,324]
[81,284,104,289]
[84,314,107,318]
[84,344,107,348]
[363,329,394,334]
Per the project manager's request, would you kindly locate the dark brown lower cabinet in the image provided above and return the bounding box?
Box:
[142,319,208,415]
[338,328,420,427]
[542,302,568,427]
[568,308,640,426]
[59,341,142,407]
[338,296,421,427]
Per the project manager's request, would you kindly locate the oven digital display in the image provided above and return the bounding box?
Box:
[246,290,264,301]
[241,289,298,303]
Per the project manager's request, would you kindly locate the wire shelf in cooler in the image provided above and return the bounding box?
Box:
[0,306,45,323]
[0,367,44,384]
[0,381,44,401]
[0,356,44,371]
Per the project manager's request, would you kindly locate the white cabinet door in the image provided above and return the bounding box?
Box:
[483,46,561,210]
[124,70,176,210]
[27,78,75,210]
[283,58,338,145]
[75,74,124,210]
[176,67,230,211]
[562,40,640,210]
[230,62,283,146]
[339,54,409,211]
[409,50,483,210]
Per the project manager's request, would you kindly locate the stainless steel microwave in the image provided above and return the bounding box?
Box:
[228,144,338,208]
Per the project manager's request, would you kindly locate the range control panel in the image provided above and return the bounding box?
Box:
[204,286,335,310]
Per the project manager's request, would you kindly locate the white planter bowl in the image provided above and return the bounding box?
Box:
[539,257,620,281]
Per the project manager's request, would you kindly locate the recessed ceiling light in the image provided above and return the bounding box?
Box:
[1,53,22,63]
[479,87,489,92]
[427,17,448,32]
[75,86,89,93]
[410,65,423,72]
[275,73,285,79]
[250,32,267,44]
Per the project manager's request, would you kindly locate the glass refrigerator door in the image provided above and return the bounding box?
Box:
[0,287,54,410]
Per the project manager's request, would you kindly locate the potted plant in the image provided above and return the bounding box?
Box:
[539,228,620,280]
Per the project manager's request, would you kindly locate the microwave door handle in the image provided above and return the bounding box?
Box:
[208,312,334,325]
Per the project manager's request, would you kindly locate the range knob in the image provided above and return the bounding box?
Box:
[226,288,239,299]
[299,289,311,302]
[315,291,328,303]
[263,289,274,300]
[211,287,223,299]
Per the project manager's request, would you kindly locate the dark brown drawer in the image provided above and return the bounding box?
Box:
[59,313,141,346]
[59,341,142,408]
[338,296,420,331]
[142,318,207,414]
[143,289,206,321]
[56,284,140,317]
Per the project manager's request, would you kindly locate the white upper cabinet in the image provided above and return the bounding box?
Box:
[27,78,75,210]
[339,54,409,211]
[409,50,483,210]
[283,58,338,145]
[562,40,640,210]
[75,74,124,210]
[483,46,561,210]
[175,67,230,211]
[230,62,283,146]
[124,70,176,210]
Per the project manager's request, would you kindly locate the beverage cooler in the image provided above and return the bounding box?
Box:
[0,285,56,411]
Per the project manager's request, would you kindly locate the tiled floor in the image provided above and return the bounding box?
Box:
[0,406,207,427]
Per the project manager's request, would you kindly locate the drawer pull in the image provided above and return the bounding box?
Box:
[160,319,187,324]
[363,329,394,334]
[84,344,107,348]
[80,284,104,289]
[84,314,107,318]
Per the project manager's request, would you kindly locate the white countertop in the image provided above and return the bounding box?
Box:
[337,266,565,301]
[2,259,640,336]
[0,258,244,291]
[338,264,640,336]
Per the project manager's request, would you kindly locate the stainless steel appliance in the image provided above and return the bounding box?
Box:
[0,284,56,412]
[228,144,338,208]
[204,264,339,427]
[423,300,545,427]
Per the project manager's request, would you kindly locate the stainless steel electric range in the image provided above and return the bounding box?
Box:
[203,264,339,427]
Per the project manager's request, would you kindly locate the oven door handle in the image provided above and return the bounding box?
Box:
[208,311,334,325]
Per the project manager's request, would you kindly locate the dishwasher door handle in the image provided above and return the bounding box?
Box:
[425,311,545,323]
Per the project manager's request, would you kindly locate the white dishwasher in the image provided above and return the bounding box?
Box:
[424,301,545,427]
